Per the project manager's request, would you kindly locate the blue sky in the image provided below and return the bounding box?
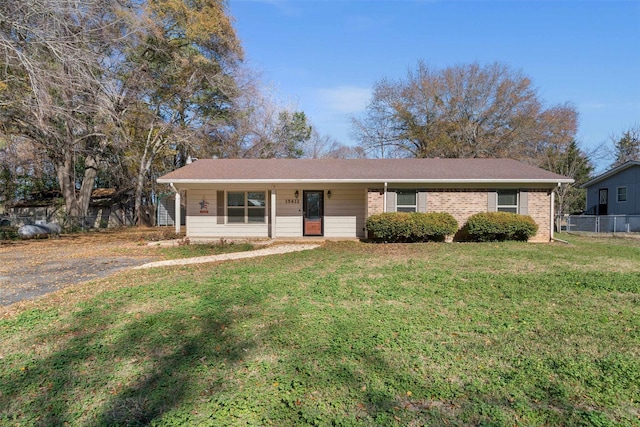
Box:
[229,0,640,171]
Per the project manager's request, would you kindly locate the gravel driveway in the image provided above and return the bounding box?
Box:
[1,232,320,307]
[0,235,158,307]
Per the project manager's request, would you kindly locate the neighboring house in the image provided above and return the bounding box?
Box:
[7,188,134,228]
[582,160,640,215]
[157,158,573,242]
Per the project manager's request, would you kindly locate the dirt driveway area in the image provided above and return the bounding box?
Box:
[0,230,164,307]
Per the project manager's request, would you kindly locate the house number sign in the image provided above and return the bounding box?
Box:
[285,198,300,204]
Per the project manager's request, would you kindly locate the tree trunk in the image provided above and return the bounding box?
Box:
[78,154,99,220]
[134,161,146,226]
[55,152,81,218]
[134,143,156,227]
[55,151,100,225]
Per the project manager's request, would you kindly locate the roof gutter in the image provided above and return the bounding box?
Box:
[158,178,574,185]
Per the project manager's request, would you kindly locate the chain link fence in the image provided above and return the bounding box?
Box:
[558,215,640,233]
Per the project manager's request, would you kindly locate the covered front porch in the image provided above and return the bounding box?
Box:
[170,183,369,239]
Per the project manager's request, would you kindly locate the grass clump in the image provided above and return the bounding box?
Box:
[155,241,254,260]
[1,235,639,426]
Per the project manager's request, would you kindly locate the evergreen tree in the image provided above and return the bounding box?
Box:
[612,125,640,167]
[542,140,593,215]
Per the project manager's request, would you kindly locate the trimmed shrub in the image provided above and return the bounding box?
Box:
[366,212,458,242]
[463,212,538,242]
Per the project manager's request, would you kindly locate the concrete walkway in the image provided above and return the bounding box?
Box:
[134,244,321,270]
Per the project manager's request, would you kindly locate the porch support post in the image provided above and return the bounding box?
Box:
[383,182,388,212]
[171,183,181,235]
[270,188,277,239]
[175,192,181,235]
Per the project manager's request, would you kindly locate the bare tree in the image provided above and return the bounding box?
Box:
[112,0,243,224]
[1,0,317,227]
[0,0,127,220]
[304,130,366,159]
[352,61,577,162]
[214,79,312,159]
[1,0,244,225]
[0,135,57,205]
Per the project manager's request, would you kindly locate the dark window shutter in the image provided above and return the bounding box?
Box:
[488,191,497,212]
[417,191,427,213]
[386,191,396,212]
[519,191,529,215]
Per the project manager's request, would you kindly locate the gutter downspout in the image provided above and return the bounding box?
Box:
[170,183,181,235]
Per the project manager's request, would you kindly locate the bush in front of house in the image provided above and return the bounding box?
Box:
[366,212,459,242]
[463,212,538,242]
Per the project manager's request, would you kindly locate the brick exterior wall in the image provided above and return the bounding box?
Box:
[366,189,552,242]
[424,190,488,230]
[527,190,552,243]
[367,190,384,216]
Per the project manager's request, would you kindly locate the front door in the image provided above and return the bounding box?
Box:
[303,190,324,236]
[598,188,608,215]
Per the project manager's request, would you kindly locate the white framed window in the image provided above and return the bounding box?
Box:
[497,190,518,213]
[227,191,266,223]
[617,187,627,203]
[396,190,417,212]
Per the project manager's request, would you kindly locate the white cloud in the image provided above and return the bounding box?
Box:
[314,86,371,114]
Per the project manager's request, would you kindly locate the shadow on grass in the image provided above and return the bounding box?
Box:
[260,302,634,426]
[1,242,638,425]
[0,284,262,426]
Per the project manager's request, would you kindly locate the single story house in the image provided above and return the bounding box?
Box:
[582,160,640,215]
[157,158,573,242]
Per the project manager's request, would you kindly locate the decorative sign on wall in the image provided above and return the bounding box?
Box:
[199,198,209,214]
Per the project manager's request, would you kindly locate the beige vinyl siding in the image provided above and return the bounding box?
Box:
[185,188,269,238]
[187,216,269,238]
[186,189,217,217]
[274,186,366,238]
[186,189,218,237]
[324,188,366,238]
[275,189,303,237]
[185,189,215,236]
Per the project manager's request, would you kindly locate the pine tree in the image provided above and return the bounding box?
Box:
[612,126,640,167]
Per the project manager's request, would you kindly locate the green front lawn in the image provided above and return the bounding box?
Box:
[1,235,639,426]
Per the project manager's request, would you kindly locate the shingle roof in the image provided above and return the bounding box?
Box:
[158,158,572,184]
[581,160,640,188]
